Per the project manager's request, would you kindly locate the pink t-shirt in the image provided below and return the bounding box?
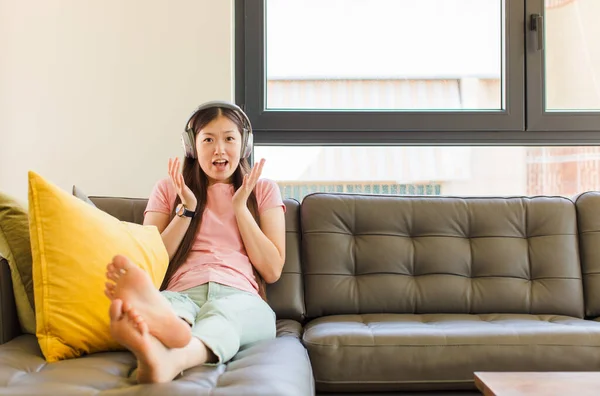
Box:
[144,178,285,295]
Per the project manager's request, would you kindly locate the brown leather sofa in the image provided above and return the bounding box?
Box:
[3,191,600,395]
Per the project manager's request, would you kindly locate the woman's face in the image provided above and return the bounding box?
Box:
[195,115,243,185]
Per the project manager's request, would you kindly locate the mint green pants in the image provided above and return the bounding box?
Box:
[160,282,276,364]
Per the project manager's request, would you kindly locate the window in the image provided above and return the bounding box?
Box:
[237,1,600,199]
[238,0,526,141]
[526,0,600,131]
[237,0,600,143]
[255,145,600,200]
[265,0,504,112]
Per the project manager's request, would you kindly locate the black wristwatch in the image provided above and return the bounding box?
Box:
[175,203,195,219]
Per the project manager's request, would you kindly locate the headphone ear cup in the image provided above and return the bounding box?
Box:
[242,130,253,158]
[181,130,196,158]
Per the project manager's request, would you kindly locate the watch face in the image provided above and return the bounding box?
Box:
[176,204,184,216]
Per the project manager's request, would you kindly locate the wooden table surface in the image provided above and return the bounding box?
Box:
[474,372,600,395]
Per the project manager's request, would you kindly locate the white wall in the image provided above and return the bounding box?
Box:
[0,0,233,204]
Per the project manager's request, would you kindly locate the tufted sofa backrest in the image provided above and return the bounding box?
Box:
[300,193,584,319]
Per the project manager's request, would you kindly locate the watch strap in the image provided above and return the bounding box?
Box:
[177,204,195,219]
[182,207,195,219]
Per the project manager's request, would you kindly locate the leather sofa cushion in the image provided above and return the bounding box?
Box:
[0,320,313,396]
[301,193,583,319]
[303,313,600,393]
[264,199,306,322]
[574,191,600,318]
[88,196,148,225]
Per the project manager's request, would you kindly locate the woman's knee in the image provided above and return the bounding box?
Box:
[160,290,200,325]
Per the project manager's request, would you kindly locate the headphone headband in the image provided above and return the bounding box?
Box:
[181,100,253,159]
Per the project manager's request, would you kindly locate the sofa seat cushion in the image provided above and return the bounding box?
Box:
[0,320,314,396]
[303,313,600,393]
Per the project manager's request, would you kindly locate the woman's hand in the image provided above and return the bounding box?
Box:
[168,157,197,210]
[232,158,265,211]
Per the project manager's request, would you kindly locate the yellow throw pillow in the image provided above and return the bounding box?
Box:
[28,171,168,362]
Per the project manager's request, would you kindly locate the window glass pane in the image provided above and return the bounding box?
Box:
[545,0,600,111]
[255,146,600,201]
[265,0,504,111]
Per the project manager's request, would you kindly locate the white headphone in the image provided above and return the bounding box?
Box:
[181,100,253,159]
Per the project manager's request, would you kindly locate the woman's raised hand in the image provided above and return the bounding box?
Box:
[168,157,196,209]
[232,158,265,210]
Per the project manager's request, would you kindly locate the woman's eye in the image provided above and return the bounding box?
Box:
[203,138,212,143]
[227,136,235,141]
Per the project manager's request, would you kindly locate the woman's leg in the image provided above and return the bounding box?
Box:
[109,298,212,384]
[189,284,277,365]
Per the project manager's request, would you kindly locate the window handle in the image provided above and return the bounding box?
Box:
[530,14,544,51]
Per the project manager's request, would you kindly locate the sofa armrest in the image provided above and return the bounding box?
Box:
[0,257,21,344]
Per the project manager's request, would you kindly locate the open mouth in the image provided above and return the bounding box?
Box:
[213,159,228,169]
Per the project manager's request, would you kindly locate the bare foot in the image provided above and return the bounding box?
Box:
[105,254,192,349]
[109,299,183,384]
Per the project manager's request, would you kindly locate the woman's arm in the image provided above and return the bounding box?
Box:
[234,205,286,283]
[143,157,198,260]
[143,204,196,260]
